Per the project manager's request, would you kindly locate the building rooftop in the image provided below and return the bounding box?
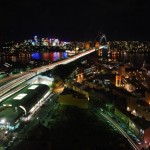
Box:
[2,84,50,113]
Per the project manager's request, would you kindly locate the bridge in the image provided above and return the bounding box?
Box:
[0,35,141,150]
[0,34,108,102]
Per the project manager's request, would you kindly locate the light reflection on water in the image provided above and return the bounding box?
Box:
[31,52,67,61]
[0,52,68,67]
[0,51,150,68]
[107,53,150,68]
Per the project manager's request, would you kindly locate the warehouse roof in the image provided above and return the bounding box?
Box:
[2,84,50,113]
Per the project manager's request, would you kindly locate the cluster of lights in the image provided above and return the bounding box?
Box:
[31,35,68,47]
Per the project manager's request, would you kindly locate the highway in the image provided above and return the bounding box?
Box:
[0,48,95,102]
[95,109,140,150]
[0,72,36,99]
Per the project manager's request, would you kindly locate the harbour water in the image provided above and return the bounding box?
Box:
[0,51,150,69]
[108,52,150,68]
[0,52,68,68]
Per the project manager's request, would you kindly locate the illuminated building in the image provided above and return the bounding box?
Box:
[42,38,49,46]
[53,39,59,46]
[115,106,150,145]
[85,42,90,50]
[115,65,125,87]
[116,75,121,87]
[76,73,84,83]
[34,35,39,46]
[34,35,38,41]
[83,64,97,77]
[0,84,50,130]
[75,63,97,81]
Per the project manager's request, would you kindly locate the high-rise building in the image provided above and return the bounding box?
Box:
[34,35,39,46]
[116,75,121,87]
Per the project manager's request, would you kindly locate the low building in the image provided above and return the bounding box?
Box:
[75,63,97,81]
[59,88,88,109]
[2,84,50,116]
[133,117,150,145]
[66,81,90,99]
[127,99,150,121]
[114,108,144,139]
[0,84,50,130]
[114,107,150,146]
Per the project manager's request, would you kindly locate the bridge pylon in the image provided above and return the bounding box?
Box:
[93,33,109,57]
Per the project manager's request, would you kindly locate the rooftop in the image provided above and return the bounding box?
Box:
[2,84,50,112]
[0,106,23,123]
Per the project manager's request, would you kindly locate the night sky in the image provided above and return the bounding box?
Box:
[0,0,150,41]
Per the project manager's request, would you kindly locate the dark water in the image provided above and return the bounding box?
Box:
[108,53,150,68]
[0,52,68,68]
[0,51,150,68]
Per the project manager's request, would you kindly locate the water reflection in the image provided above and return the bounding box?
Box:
[31,52,68,62]
[0,52,68,67]
[104,52,150,68]
[31,52,41,60]
[0,51,150,68]
[43,53,49,61]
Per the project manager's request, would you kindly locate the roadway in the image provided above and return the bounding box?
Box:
[100,112,139,150]
[91,98,141,150]
[0,48,95,102]
[93,108,141,150]
[0,72,36,99]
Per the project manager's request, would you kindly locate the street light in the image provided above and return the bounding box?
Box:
[0,118,6,124]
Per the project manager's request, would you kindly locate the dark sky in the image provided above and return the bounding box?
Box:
[0,0,150,41]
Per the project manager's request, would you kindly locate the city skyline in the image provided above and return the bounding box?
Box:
[1,26,150,148]
[0,0,150,41]
[1,1,150,148]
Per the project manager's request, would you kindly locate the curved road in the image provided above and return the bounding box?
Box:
[100,111,139,150]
